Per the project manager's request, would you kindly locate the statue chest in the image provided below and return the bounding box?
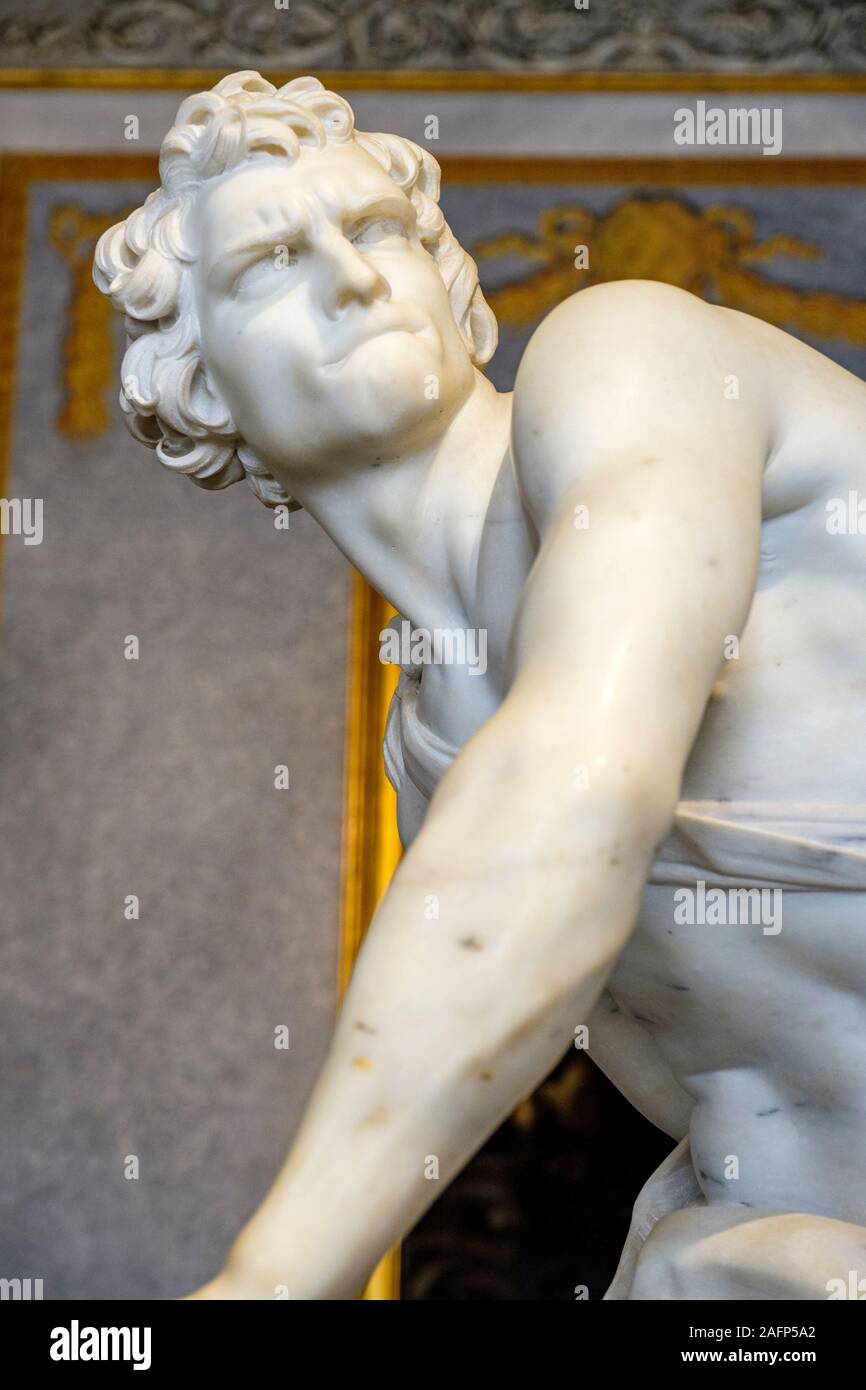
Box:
[382,646,502,846]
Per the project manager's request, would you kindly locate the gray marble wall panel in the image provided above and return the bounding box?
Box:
[0,179,349,1299]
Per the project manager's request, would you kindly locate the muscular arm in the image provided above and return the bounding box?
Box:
[199,282,770,1299]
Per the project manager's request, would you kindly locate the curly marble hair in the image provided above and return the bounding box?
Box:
[93,70,498,510]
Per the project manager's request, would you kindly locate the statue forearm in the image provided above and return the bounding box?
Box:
[204,766,665,1299]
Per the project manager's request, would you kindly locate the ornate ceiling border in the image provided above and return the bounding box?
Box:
[1,0,864,75]
[3,68,866,91]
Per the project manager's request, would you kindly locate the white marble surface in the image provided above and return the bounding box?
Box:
[95,72,866,1301]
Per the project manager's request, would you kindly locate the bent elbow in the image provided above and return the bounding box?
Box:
[552,769,678,870]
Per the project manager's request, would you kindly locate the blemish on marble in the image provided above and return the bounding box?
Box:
[360,1107,389,1127]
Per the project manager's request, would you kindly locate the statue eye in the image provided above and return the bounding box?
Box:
[233,244,301,297]
[350,217,409,248]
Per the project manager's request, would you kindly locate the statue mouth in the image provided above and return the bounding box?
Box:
[321,319,428,372]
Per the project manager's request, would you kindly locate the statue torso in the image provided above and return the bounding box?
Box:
[384,317,866,1222]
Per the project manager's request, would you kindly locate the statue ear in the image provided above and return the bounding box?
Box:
[187,362,235,434]
[467,297,498,367]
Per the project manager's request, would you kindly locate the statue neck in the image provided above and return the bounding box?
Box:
[292,374,514,636]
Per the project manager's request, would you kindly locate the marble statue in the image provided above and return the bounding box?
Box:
[93,71,866,1301]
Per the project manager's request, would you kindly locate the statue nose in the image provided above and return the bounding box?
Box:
[321,234,389,317]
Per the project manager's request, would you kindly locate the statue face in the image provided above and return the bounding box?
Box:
[192,141,476,488]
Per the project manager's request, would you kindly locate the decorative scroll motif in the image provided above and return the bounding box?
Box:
[474,196,866,343]
[48,203,133,438]
[1,0,865,72]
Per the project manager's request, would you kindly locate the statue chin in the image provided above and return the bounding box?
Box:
[321,345,463,444]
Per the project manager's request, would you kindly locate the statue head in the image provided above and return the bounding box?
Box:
[93,70,498,510]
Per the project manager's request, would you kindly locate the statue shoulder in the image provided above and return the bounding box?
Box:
[511,280,767,529]
[514,279,723,410]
